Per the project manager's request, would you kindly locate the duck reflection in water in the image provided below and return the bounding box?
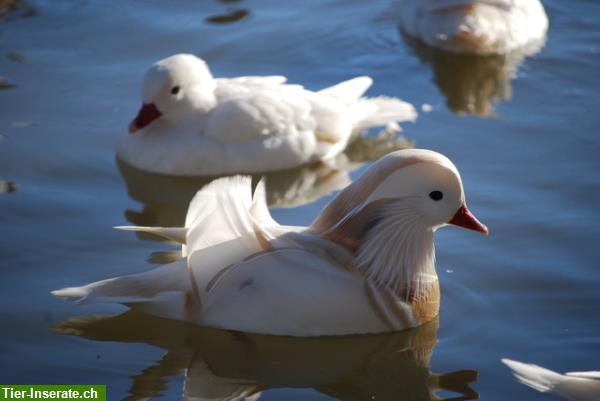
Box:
[400,35,546,117]
[54,313,478,401]
[118,130,414,231]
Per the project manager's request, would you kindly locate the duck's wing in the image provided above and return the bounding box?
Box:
[205,82,317,145]
[132,173,300,254]
[53,176,300,321]
[200,246,417,336]
[211,76,357,146]
[185,176,263,255]
[215,75,287,89]
[112,175,294,254]
[110,176,252,254]
[184,176,304,299]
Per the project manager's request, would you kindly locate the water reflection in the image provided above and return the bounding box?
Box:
[401,35,546,116]
[0,76,16,90]
[206,9,249,24]
[0,0,36,22]
[54,312,478,401]
[206,0,249,25]
[117,131,414,229]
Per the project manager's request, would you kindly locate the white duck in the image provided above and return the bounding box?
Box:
[502,359,600,401]
[399,0,549,54]
[53,149,488,336]
[117,54,417,176]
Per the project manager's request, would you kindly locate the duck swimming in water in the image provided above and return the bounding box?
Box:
[117,54,416,176]
[54,149,488,336]
[399,0,548,54]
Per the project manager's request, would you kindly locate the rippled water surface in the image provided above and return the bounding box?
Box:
[1,1,599,400]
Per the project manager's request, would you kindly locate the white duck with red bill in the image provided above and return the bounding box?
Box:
[117,54,416,176]
[399,0,548,54]
[53,149,488,336]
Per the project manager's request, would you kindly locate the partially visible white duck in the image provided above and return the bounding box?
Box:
[53,149,488,336]
[502,359,600,401]
[399,0,549,54]
[117,54,417,176]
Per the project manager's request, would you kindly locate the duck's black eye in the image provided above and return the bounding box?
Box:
[429,190,443,201]
[171,86,180,95]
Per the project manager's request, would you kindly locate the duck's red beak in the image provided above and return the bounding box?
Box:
[128,103,162,134]
[449,204,489,235]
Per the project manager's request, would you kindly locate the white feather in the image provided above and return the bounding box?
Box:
[502,359,600,401]
[356,200,436,300]
[352,96,417,130]
[317,76,373,103]
[567,372,600,380]
[52,259,190,320]
[113,225,187,244]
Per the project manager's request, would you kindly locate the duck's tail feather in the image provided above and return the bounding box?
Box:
[318,76,373,102]
[501,358,565,393]
[114,226,187,244]
[566,371,600,379]
[351,96,417,130]
[51,259,190,309]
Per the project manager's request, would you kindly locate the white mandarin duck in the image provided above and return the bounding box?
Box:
[117,54,417,176]
[502,359,600,401]
[53,149,488,336]
[399,0,548,54]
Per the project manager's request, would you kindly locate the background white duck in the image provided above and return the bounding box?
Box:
[502,359,600,401]
[53,149,488,336]
[117,54,417,176]
[399,0,549,54]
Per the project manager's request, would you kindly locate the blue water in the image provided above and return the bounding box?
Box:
[1,0,599,400]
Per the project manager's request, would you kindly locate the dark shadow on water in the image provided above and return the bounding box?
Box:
[0,0,36,22]
[400,32,546,117]
[117,131,414,232]
[0,76,16,90]
[53,312,478,401]
[206,8,249,24]
[0,179,16,194]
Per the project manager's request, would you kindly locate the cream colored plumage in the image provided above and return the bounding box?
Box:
[399,0,548,54]
[502,359,600,401]
[53,149,488,336]
[117,54,417,176]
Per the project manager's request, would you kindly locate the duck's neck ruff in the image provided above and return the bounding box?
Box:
[355,199,436,301]
[314,197,437,302]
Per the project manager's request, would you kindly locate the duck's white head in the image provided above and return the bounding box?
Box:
[128,54,217,134]
[313,148,487,239]
[312,149,487,293]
